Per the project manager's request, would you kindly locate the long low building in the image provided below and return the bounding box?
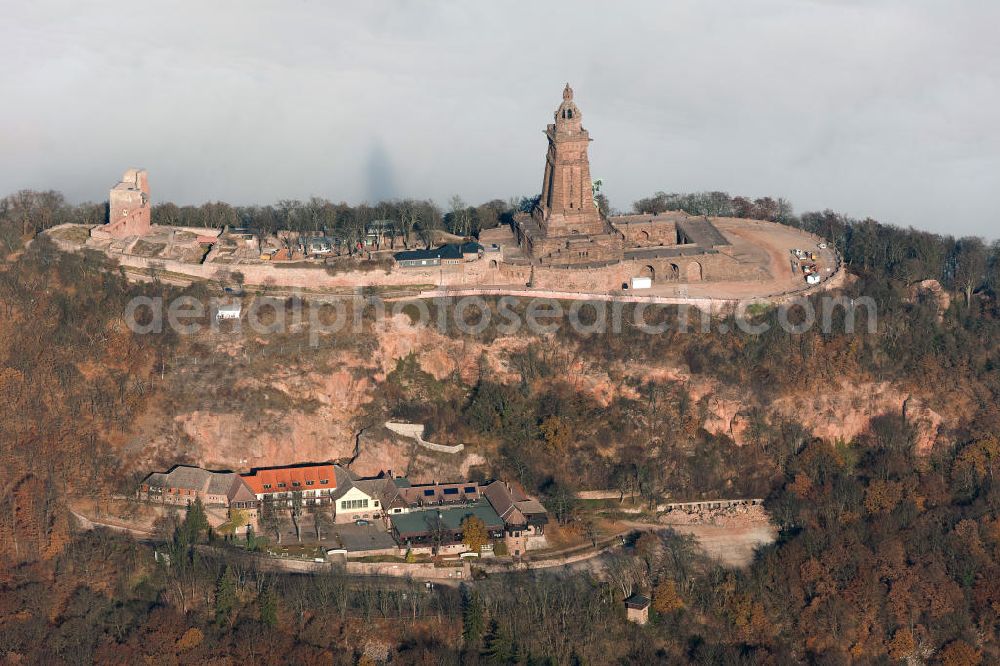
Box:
[140,463,549,554]
[397,480,482,507]
[139,466,243,507]
[141,463,394,525]
[239,463,339,507]
[393,242,483,268]
[389,501,505,547]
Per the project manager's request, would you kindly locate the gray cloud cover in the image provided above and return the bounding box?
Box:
[2,1,998,237]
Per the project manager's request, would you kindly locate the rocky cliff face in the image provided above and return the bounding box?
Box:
[132,315,505,481]
[705,379,946,454]
[620,362,951,453]
[131,313,954,480]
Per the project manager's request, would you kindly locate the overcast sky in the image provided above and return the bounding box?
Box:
[2,1,998,237]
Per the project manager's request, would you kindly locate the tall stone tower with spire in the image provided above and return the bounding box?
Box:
[515,84,624,265]
[535,84,605,235]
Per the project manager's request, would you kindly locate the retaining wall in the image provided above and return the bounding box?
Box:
[384,421,465,454]
[344,561,469,581]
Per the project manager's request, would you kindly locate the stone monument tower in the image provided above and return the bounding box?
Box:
[533,84,606,236]
[514,84,624,265]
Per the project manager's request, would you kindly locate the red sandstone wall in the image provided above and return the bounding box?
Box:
[618,220,677,247]
[104,209,151,238]
[533,233,623,265]
[105,170,151,239]
[528,252,766,291]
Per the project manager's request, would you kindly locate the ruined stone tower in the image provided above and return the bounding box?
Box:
[101,168,151,239]
[534,84,606,236]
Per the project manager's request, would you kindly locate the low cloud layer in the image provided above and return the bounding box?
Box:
[2,1,998,237]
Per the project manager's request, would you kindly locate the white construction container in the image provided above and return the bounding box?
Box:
[215,303,242,320]
[630,276,652,290]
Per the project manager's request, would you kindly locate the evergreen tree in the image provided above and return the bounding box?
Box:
[509,639,523,665]
[214,565,238,625]
[462,585,485,647]
[246,524,257,551]
[171,521,189,557]
[481,619,512,665]
[183,497,210,543]
[259,585,278,627]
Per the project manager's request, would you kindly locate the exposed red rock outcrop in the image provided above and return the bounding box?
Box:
[131,311,956,486]
[908,278,951,321]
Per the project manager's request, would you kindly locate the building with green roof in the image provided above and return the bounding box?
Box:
[389,500,505,546]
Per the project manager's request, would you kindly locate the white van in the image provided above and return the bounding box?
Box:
[630,277,652,290]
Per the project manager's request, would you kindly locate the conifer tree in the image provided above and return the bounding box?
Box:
[259,585,278,627]
[183,497,210,543]
[214,565,238,625]
[462,586,484,647]
[481,619,512,665]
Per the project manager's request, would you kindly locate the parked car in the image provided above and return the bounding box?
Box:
[818,242,828,249]
[354,519,370,526]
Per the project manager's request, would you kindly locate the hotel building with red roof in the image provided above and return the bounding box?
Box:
[240,463,339,507]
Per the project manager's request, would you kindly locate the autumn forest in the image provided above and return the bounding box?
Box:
[2,189,1000,664]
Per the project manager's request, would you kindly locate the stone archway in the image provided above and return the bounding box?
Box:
[489,259,498,269]
[669,263,680,280]
[686,261,703,282]
[638,230,650,243]
[640,265,655,281]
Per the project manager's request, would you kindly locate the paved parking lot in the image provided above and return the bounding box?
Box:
[329,522,398,553]
[255,514,399,553]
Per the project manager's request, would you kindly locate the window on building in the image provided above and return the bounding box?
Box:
[423,489,435,497]
[292,481,300,487]
[306,480,314,486]
[263,484,271,490]
[464,486,477,493]
[320,479,329,484]
[340,498,370,510]
[278,483,286,488]
[443,488,459,496]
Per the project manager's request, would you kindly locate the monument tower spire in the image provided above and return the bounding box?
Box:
[513,84,624,266]
[536,83,603,236]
